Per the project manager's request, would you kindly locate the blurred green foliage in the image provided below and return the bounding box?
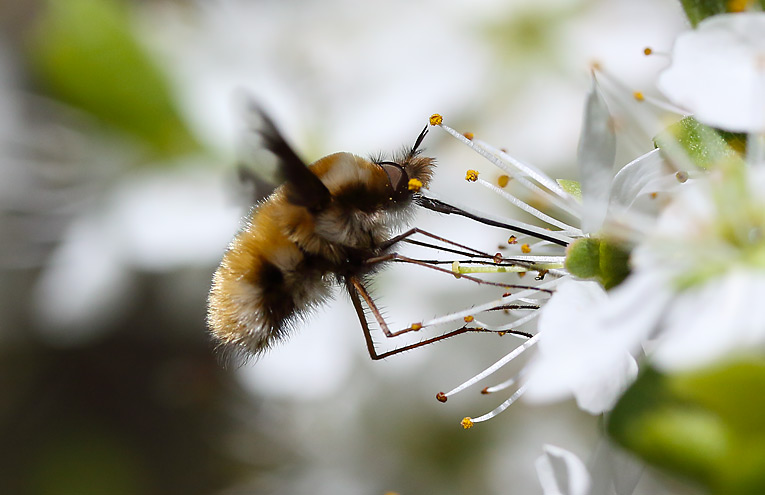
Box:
[27,0,201,159]
[679,0,765,27]
[0,277,251,495]
[608,361,765,495]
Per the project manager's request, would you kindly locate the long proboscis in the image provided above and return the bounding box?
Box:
[414,195,570,247]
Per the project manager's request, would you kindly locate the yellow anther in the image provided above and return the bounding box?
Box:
[410,322,423,331]
[465,170,479,182]
[461,417,474,429]
[463,132,474,140]
[429,114,443,126]
[408,178,423,191]
[497,175,510,188]
[464,315,474,323]
[643,47,653,56]
[507,235,518,245]
[633,91,645,102]
[521,243,531,254]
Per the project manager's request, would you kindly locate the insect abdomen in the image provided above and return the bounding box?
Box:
[207,197,331,356]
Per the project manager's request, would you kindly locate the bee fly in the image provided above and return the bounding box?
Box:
[208,108,550,362]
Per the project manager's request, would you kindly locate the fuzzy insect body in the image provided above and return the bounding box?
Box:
[208,114,435,358]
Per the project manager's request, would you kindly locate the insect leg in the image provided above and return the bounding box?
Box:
[345,277,381,360]
[345,277,504,360]
[381,227,492,257]
[365,253,553,293]
[348,276,414,338]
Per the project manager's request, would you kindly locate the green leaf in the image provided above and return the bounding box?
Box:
[608,360,765,495]
[670,361,765,435]
[27,0,201,159]
[653,116,743,171]
[679,0,728,27]
[678,0,765,27]
[556,179,582,202]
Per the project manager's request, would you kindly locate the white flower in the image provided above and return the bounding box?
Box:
[627,166,765,372]
[432,78,680,424]
[537,162,765,384]
[658,13,765,133]
[536,445,591,495]
[523,280,639,414]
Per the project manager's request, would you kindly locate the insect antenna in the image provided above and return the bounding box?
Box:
[409,125,429,157]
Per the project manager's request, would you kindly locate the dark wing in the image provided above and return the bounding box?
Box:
[236,164,277,204]
[251,104,331,210]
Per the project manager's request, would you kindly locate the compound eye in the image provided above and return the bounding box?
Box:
[379,161,409,197]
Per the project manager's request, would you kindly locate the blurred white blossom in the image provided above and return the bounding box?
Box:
[536,444,591,495]
[629,166,765,372]
[658,13,765,133]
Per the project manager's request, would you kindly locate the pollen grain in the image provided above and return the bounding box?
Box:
[408,178,423,191]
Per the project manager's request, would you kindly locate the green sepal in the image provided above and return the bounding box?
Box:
[565,237,631,290]
[653,116,744,171]
[608,360,765,495]
[556,179,582,202]
[565,238,601,279]
[27,0,202,159]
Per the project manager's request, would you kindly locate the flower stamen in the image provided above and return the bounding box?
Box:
[438,333,540,401]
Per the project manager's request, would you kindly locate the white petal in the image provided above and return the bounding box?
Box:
[587,441,644,495]
[572,351,637,414]
[658,13,765,133]
[608,148,675,216]
[524,280,639,414]
[537,279,609,341]
[536,444,591,495]
[599,270,672,348]
[578,77,616,234]
[653,270,765,371]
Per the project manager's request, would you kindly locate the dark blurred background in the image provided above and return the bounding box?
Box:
[0,1,686,494]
